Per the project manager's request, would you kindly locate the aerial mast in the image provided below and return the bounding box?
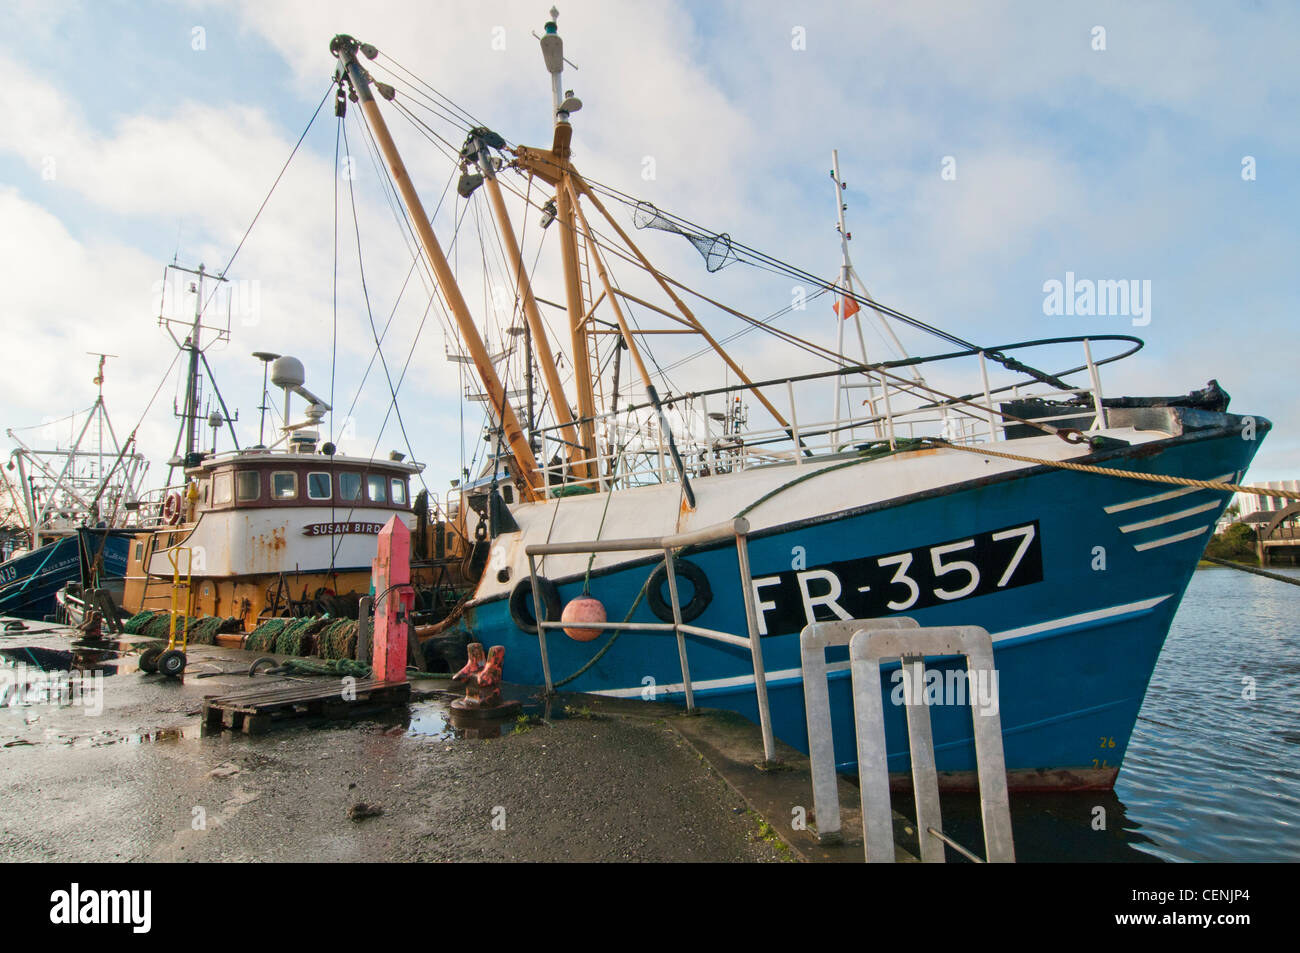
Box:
[539,9,600,484]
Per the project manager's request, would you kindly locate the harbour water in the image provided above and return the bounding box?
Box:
[936,564,1300,862]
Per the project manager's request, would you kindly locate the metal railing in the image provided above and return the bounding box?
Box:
[524,516,777,763]
[530,335,1137,495]
[800,619,1015,863]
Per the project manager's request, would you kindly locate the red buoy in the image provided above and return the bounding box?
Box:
[561,595,606,641]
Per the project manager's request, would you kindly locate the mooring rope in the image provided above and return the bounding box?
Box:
[928,439,1292,499]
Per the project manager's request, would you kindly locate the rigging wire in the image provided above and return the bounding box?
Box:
[199,82,335,316]
[340,118,426,491]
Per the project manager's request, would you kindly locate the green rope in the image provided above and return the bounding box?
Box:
[551,485,596,497]
[552,559,662,690]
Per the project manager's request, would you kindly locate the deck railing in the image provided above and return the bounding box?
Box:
[529,335,1139,495]
[524,516,777,763]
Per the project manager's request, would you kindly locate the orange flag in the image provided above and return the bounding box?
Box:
[833,296,860,319]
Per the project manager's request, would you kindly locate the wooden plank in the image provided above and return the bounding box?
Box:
[201,678,410,736]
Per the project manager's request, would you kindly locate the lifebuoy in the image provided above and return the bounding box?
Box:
[508,575,561,634]
[162,492,183,525]
[647,558,713,623]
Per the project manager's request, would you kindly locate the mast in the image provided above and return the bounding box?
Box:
[159,261,231,481]
[470,131,580,467]
[539,10,599,483]
[331,34,543,501]
[830,150,868,447]
[828,151,930,446]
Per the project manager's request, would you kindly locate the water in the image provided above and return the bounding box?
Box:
[938,565,1300,861]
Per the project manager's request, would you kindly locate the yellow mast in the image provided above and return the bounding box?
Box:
[473,139,582,469]
[331,36,542,502]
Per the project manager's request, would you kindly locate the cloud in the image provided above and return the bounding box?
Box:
[1,0,1295,492]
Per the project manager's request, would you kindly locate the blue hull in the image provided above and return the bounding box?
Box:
[461,418,1262,789]
[0,533,130,621]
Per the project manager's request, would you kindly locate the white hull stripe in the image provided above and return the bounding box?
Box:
[1119,500,1220,533]
[1133,525,1211,551]
[1104,473,1231,514]
[588,594,1173,699]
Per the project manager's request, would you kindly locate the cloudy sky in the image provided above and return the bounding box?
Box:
[2,0,1296,503]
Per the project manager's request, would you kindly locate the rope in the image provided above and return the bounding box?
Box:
[735,439,927,519]
[928,439,1292,499]
[1202,556,1300,587]
[551,564,659,690]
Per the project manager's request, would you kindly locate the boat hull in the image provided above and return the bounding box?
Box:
[0,533,130,621]
[457,412,1263,790]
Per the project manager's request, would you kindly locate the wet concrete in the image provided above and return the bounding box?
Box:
[0,625,784,862]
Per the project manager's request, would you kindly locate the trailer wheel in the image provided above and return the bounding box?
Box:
[138,645,163,674]
[158,649,187,678]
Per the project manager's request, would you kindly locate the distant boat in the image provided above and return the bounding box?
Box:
[2,355,147,620]
[4,529,133,622]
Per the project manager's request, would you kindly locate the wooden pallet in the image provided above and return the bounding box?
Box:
[202,678,411,735]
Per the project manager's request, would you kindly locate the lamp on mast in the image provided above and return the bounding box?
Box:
[540,8,582,126]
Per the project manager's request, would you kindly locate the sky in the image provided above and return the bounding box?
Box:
[1,0,1296,508]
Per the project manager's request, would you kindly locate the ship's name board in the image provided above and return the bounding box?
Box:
[303,522,385,537]
[753,520,1043,638]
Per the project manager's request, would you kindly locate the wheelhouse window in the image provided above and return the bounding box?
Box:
[389,477,407,506]
[213,473,233,505]
[366,474,387,504]
[307,472,331,500]
[339,472,362,501]
[271,472,298,501]
[236,471,260,502]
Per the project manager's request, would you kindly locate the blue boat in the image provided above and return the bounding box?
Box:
[453,403,1263,791]
[0,530,131,621]
[325,18,1272,792]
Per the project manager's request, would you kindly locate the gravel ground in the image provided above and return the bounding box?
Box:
[0,637,784,862]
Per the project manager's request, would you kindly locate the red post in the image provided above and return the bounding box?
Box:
[371,516,412,683]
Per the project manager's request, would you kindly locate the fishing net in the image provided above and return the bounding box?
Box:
[632,202,740,272]
[245,617,288,654]
[123,611,157,634]
[274,616,327,657]
[317,619,363,661]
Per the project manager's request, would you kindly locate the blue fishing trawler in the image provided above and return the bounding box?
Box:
[254,13,1273,792]
[2,356,148,621]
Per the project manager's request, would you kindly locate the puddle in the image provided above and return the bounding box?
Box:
[0,645,125,676]
[402,688,575,740]
[404,697,514,740]
[118,724,204,745]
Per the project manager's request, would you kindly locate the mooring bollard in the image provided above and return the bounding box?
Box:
[370,517,412,683]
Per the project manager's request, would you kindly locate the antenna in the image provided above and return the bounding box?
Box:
[252,351,280,447]
[537,7,582,126]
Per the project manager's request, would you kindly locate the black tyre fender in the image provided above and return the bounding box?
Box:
[158,649,187,678]
[647,558,713,623]
[508,575,561,634]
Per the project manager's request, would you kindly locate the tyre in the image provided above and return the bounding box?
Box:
[158,649,187,678]
[647,558,713,623]
[508,575,562,634]
[138,645,163,674]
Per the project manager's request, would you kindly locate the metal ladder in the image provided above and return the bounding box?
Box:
[800,619,1015,862]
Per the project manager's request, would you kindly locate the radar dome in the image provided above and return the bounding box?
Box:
[271,356,305,390]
